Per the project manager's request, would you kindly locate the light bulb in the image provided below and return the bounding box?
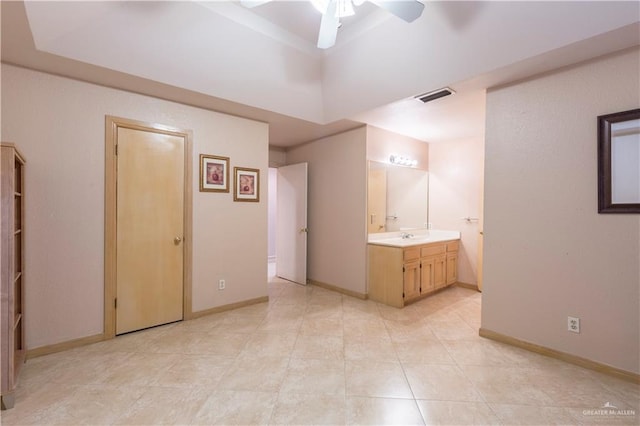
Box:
[389,154,416,167]
[311,0,356,18]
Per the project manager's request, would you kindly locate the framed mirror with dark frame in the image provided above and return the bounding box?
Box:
[597,108,640,214]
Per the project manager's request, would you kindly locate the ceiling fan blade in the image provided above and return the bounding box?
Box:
[317,0,339,49]
[369,0,425,22]
[240,0,272,8]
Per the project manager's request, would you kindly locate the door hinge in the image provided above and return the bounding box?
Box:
[114,298,117,309]
[115,144,118,156]
[402,292,405,298]
[420,263,422,269]
[402,266,405,273]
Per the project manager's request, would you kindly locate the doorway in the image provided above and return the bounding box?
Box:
[104,116,193,338]
[267,163,308,285]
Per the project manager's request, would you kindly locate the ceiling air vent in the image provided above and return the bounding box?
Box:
[414,87,455,103]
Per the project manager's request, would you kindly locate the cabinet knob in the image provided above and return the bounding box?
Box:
[299,228,308,233]
[174,236,182,245]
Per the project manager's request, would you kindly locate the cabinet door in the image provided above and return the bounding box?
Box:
[403,260,421,302]
[446,254,458,285]
[421,258,435,293]
[434,255,447,289]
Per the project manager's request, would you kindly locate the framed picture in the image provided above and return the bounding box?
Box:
[234,167,260,202]
[200,154,229,192]
[597,108,640,214]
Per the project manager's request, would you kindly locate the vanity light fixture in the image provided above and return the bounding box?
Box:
[389,154,418,167]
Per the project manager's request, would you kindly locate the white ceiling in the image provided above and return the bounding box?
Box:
[2,1,639,148]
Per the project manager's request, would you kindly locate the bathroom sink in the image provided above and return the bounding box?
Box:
[369,236,439,247]
[368,230,461,247]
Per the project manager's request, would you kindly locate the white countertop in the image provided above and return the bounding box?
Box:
[368,230,461,248]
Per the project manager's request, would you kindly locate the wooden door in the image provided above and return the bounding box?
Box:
[446,254,458,285]
[421,257,435,293]
[115,127,185,335]
[403,260,421,302]
[105,117,192,339]
[477,231,484,291]
[433,255,446,289]
[276,163,308,285]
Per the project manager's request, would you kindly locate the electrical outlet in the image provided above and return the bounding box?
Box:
[218,279,225,290]
[568,316,580,333]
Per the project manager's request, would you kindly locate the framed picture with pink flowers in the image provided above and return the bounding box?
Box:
[199,154,229,193]
[234,167,260,202]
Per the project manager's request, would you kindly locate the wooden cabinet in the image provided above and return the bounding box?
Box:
[420,244,446,291]
[402,248,420,302]
[420,257,435,294]
[368,239,459,308]
[1,143,26,410]
[446,241,459,285]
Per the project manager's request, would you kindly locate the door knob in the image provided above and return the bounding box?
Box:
[174,236,182,245]
[300,228,308,233]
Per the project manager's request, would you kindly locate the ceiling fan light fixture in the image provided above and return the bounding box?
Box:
[240,0,425,50]
[311,0,356,18]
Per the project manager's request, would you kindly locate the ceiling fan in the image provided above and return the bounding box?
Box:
[240,0,425,49]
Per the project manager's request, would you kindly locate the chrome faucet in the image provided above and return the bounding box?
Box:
[400,232,414,239]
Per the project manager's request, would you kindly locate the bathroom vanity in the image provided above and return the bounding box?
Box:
[367,231,460,308]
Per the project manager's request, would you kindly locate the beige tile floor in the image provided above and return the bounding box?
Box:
[1,266,638,425]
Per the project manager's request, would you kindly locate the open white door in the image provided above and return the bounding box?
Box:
[276,163,308,285]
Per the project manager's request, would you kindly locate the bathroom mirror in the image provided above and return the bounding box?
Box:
[367,160,428,233]
[597,108,640,213]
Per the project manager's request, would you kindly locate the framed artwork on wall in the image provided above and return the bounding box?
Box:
[200,154,230,193]
[234,167,260,202]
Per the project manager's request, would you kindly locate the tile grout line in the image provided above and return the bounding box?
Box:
[427,303,504,424]
[377,300,428,425]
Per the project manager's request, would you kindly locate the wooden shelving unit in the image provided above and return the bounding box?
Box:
[1,142,26,410]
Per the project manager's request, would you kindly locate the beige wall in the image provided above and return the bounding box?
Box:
[428,137,485,285]
[1,64,269,349]
[286,127,368,295]
[482,48,640,373]
[268,147,287,168]
[366,126,429,169]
